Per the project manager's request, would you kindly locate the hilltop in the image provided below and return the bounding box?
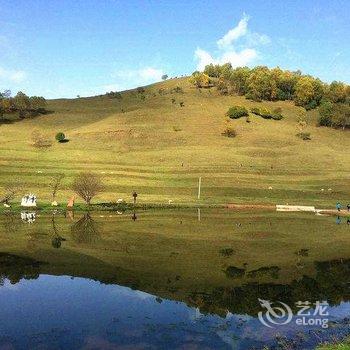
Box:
[0,77,349,207]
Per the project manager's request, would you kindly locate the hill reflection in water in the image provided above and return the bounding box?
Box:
[0,209,349,349]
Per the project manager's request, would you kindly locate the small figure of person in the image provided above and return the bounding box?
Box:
[132,191,138,205]
[336,202,342,212]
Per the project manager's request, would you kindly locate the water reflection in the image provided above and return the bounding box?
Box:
[51,214,66,248]
[20,211,36,224]
[71,213,100,244]
[0,209,349,349]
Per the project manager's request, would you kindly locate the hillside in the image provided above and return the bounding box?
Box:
[0,77,349,207]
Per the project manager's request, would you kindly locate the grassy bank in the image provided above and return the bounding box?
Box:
[316,337,350,350]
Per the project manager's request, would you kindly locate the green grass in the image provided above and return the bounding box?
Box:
[1,77,349,207]
[317,338,350,350]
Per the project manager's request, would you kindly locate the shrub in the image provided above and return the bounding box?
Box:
[136,87,145,94]
[259,108,273,119]
[251,107,260,115]
[296,132,311,141]
[226,106,249,119]
[55,132,66,142]
[318,114,332,127]
[219,248,234,257]
[251,106,283,120]
[189,72,211,88]
[271,113,283,120]
[222,126,236,138]
[106,91,122,99]
[318,102,350,129]
[171,86,183,93]
[179,102,184,107]
[31,130,52,149]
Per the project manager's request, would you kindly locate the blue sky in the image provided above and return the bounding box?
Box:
[0,0,349,98]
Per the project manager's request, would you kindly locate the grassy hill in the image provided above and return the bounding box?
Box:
[0,77,349,207]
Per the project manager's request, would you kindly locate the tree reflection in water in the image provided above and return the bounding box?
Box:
[71,213,100,244]
[51,214,66,248]
[1,211,20,233]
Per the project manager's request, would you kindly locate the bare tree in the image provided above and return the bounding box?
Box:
[0,184,19,205]
[50,173,65,201]
[72,172,103,205]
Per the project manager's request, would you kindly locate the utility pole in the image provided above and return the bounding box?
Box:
[198,177,201,200]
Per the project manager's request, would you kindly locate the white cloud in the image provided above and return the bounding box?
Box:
[138,67,164,81]
[195,14,270,71]
[217,14,249,49]
[111,66,164,88]
[0,66,26,83]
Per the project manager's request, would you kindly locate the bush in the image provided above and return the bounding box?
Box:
[171,86,183,93]
[137,87,145,94]
[318,114,332,127]
[222,126,236,138]
[251,107,261,115]
[318,102,350,129]
[32,130,52,149]
[259,108,273,119]
[271,113,283,120]
[296,132,311,141]
[55,132,66,142]
[226,106,249,119]
[189,72,211,88]
[251,106,283,120]
[106,91,122,99]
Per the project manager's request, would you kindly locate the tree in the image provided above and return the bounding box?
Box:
[50,174,65,201]
[55,132,66,142]
[189,72,211,88]
[230,67,251,95]
[326,81,347,103]
[294,76,324,109]
[331,104,350,130]
[13,91,30,118]
[318,101,334,127]
[72,172,103,205]
[246,66,277,101]
[161,74,168,80]
[318,102,350,129]
[29,96,47,111]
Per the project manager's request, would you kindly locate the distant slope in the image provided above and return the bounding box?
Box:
[0,77,349,206]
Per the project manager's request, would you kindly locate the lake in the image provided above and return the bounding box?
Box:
[0,209,349,349]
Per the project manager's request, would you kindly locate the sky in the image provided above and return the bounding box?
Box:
[0,0,349,98]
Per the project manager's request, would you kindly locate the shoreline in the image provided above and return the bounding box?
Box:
[0,202,349,217]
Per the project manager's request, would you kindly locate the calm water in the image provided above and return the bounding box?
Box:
[0,209,349,349]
